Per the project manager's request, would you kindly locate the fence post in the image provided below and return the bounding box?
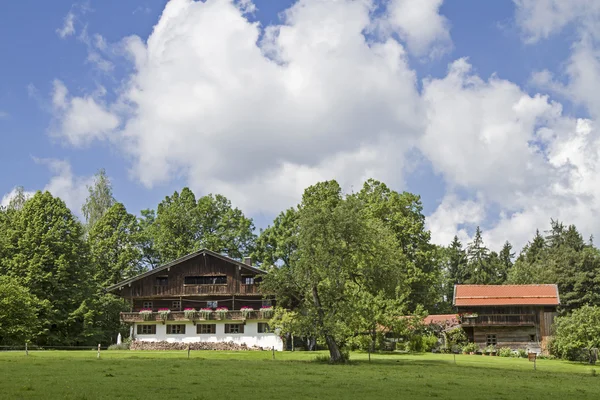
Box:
[187,345,190,359]
[25,342,28,356]
[272,346,275,360]
[97,344,101,359]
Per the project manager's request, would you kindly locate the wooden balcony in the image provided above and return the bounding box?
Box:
[461,314,536,326]
[121,310,272,323]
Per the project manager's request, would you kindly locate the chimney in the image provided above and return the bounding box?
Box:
[243,257,252,266]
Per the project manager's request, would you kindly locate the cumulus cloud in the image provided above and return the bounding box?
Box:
[47,0,600,252]
[377,0,451,58]
[1,187,35,208]
[50,80,119,146]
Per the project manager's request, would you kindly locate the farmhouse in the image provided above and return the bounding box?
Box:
[453,284,560,354]
[106,249,283,351]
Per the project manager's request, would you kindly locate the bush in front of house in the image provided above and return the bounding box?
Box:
[498,347,512,357]
[108,343,130,350]
[462,342,479,354]
[549,305,600,363]
[407,334,439,352]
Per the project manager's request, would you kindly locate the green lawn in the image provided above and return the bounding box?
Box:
[0,350,598,399]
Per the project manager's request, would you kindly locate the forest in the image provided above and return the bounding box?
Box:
[1,170,599,361]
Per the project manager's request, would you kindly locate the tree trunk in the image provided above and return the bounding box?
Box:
[312,285,345,363]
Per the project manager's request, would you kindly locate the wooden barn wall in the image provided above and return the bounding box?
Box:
[473,326,537,349]
[116,253,261,298]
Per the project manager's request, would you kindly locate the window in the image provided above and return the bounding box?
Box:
[529,334,536,342]
[197,324,216,334]
[142,301,153,309]
[486,334,497,346]
[184,276,227,285]
[258,323,270,333]
[242,276,254,285]
[262,299,272,307]
[172,300,181,310]
[167,324,186,334]
[207,301,218,309]
[137,324,156,335]
[156,276,168,286]
[225,324,244,334]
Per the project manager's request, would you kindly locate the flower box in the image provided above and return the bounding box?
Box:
[184,308,197,320]
[215,307,229,320]
[260,306,273,319]
[139,309,154,321]
[240,306,254,318]
[158,308,171,322]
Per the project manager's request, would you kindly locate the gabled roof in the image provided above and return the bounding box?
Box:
[105,249,266,292]
[423,314,459,325]
[453,284,560,306]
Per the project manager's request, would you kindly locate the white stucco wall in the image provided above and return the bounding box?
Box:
[134,321,283,351]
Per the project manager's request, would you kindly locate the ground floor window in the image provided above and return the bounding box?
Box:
[486,334,497,346]
[197,324,216,334]
[137,324,156,335]
[225,324,244,334]
[258,323,270,333]
[167,324,186,334]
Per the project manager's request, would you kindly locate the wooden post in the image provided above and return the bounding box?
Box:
[25,342,28,356]
[272,346,275,360]
[534,356,536,371]
[97,344,101,359]
[187,344,190,359]
[453,353,456,365]
[292,334,295,352]
[368,344,371,363]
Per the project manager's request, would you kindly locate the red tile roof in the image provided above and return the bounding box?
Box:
[453,284,560,306]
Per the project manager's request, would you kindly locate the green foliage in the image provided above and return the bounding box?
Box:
[82,169,116,229]
[462,343,479,353]
[550,305,600,361]
[107,343,130,350]
[498,347,513,357]
[88,203,144,287]
[152,188,256,263]
[445,327,467,349]
[408,334,438,352]
[0,191,91,345]
[0,276,48,345]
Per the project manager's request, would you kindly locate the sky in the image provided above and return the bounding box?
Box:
[1,0,600,253]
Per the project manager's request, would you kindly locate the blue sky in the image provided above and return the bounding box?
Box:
[1,0,599,251]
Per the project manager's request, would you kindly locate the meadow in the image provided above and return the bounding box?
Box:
[0,350,598,400]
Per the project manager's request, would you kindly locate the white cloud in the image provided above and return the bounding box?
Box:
[377,0,451,58]
[50,80,119,146]
[35,158,94,217]
[1,187,34,208]
[514,0,600,43]
[426,194,485,245]
[57,11,76,38]
[2,159,93,217]
[85,0,422,213]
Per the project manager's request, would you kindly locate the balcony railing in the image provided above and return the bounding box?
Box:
[121,310,272,323]
[460,314,536,326]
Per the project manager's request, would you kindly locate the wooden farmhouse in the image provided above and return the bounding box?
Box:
[106,249,283,350]
[453,284,560,354]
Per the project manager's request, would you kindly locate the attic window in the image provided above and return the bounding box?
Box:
[184,276,227,285]
[156,276,168,286]
[242,276,254,285]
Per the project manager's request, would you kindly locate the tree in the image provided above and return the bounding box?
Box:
[497,241,514,282]
[252,208,299,269]
[88,203,144,288]
[465,226,493,284]
[263,181,410,363]
[2,191,90,345]
[444,236,467,302]
[550,305,600,363]
[138,209,160,269]
[152,188,256,263]
[0,276,47,345]
[82,169,116,229]
[353,179,442,312]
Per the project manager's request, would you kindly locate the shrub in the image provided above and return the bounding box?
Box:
[550,305,600,363]
[517,349,528,358]
[498,347,512,357]
[462,342,479,353]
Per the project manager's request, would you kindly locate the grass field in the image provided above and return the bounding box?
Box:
[0,350,598,399]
